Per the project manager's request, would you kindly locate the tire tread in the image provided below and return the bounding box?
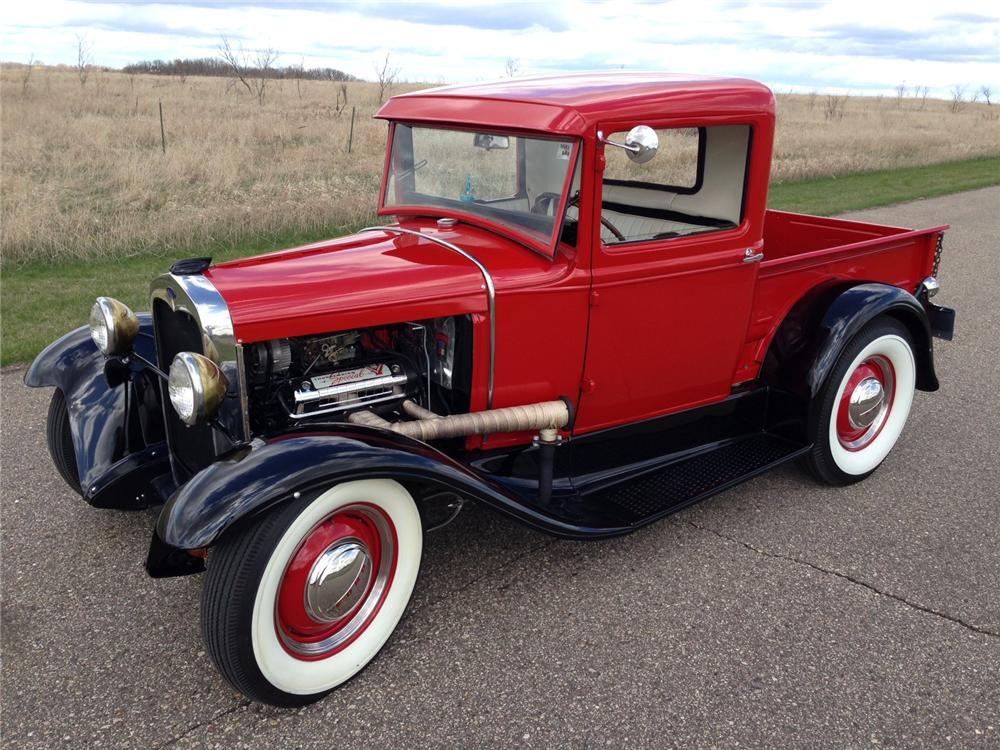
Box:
[804,316,913,486]
[46,390,82,495]
[201,497,325,707]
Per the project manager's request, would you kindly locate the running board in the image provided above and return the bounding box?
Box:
[581,434,809,528]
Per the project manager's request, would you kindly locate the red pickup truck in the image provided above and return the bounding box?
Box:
[26,72,954,706]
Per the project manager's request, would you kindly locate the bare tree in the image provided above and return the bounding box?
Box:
[982,85,993,106]
[807,90,817,110]
[949,84,966,113]
[20,54,34,95]
[335,82,348,116]
[824,93,847,121]
[76,35,93,86]
[219,35,279,105]
[374,52,400,104]
[294,56,305,100]
[504,57,521,78]
[914,85,930,109]
[895,82,907,108]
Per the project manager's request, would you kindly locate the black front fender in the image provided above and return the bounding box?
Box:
[152,425,610,564]
[25,315,170,507]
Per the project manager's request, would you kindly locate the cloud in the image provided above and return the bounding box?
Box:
[936,12,999,24]
[816,23,998,63]
[76,0,570,32]
[358,1,570,32]
[716,0,827,9]
[2,0,997,96]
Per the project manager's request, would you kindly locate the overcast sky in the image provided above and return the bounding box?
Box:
[3,0,998,96]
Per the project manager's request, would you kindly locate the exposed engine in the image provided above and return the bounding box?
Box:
[244,318,469,435]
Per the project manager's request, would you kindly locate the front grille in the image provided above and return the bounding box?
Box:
[153,299,218,482]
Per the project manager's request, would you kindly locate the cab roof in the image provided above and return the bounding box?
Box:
[375,71,774,136]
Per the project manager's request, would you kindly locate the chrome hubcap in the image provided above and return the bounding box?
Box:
[276,503,396,659]
[305,540,373,624]
[847,377,885,430]
[837,355,895,451]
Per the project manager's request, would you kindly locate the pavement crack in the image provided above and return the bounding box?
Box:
[152,699,252,749]
[677,519,1000,640]
[412,538,557,615]
[151,539,554,745]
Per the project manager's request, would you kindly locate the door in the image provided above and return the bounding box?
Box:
[575,122,762,433]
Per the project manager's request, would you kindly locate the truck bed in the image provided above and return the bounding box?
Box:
[762,209,945,267]
[738,209,948,381]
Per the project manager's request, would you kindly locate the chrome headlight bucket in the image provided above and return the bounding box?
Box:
[168,351,229,426]
[89,297,140,356]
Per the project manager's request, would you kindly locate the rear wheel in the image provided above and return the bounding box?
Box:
[46,390,81,495]
[805,317,916,486]
[201,479,422,707]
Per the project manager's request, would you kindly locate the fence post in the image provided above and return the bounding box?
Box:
[159,100,166,154]
[348,106,356,154]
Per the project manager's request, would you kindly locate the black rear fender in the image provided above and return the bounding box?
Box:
[761,282,940,440]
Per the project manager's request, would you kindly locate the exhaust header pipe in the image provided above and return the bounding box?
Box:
[349,399,569,442]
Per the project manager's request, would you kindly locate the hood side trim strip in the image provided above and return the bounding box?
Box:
[361,226,495,410]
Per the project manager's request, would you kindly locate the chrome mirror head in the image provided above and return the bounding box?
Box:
[624,125,658,164]
[473,133,510,150]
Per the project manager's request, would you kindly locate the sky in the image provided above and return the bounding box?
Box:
[2,0,998,96]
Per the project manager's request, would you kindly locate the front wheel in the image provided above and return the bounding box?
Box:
[805,317,917,486]
[46,390,82,495]
[201,479,422,706]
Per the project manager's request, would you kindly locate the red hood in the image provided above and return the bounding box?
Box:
[206,222,538,343]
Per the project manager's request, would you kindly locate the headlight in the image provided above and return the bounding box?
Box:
[168,352,229,426]
[89,297,140,356]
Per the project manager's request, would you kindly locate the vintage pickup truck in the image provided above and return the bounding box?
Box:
[26,73,955,706]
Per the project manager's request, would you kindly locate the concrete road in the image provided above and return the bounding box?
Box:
[2,188,998,749]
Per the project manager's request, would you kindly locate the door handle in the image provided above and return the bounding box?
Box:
[743,248,764,263]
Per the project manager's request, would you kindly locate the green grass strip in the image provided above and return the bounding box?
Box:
[768,155,1000,216]
[4,156,999,366]
[1,222,373,366]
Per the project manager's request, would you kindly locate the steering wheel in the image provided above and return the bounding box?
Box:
[564,192,626,242]
[531,192,561,215]
[395,159,427,180]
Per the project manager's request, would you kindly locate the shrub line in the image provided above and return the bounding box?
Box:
[2,156,998,365]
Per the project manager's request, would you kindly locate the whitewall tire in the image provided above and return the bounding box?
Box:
[201,479,422,706]
[806,317,917,486]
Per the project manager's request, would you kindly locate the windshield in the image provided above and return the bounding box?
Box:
[383,124,578,256]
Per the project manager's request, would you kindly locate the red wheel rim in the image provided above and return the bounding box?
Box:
[836,355,895,451]
[275,503,397,660]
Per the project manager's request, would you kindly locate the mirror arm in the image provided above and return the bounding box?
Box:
[596,130,640,154]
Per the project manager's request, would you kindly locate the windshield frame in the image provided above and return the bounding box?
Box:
[378,121,581,259]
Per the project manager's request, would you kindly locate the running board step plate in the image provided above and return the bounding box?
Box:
[584,434,809,527]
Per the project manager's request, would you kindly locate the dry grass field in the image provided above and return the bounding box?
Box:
[2,66,1000,266]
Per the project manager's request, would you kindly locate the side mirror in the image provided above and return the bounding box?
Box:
[623,125,658,163]
[473,133,510,150]
[597,125,659,164]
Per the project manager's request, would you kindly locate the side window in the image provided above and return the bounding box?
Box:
[601,124,751,246]
[604,127,702,191]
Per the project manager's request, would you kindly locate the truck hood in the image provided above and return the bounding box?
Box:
[205,223,502,343]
